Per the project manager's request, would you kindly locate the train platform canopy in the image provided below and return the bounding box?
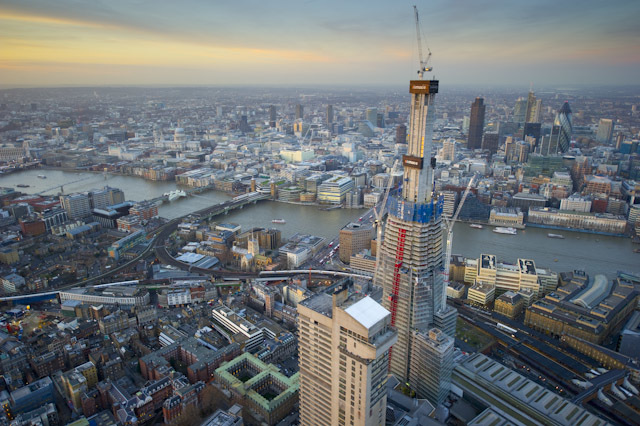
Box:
[175,252,219,269]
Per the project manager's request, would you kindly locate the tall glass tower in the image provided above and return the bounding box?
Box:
[378,79,446,381]
[467,97,485,150]
[555,101,572,153]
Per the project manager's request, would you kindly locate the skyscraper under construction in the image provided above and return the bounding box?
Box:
[377,78,447,381]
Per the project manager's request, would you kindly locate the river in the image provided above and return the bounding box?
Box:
[2,169,638,278]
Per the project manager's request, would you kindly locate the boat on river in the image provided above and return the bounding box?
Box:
[493,227,517,235]
[164,190,187,201]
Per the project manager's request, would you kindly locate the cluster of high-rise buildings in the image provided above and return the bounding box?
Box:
[467,90,573,156]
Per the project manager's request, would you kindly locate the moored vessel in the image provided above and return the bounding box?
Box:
[469,224,483,229]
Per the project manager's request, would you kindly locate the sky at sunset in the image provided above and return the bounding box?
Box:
[1,0,639,88]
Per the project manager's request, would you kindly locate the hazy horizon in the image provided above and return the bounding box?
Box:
[1,0,639,88]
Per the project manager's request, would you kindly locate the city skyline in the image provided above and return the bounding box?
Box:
[1,0,639,88]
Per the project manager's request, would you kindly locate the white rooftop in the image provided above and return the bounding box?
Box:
[345,296,389,330]
[175,252,204,264]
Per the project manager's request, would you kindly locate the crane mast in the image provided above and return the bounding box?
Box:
[441,175,476,308]
[413,5,432,79]
[372,159,399,287]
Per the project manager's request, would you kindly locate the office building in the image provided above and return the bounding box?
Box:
[538,129,559,156]
[464,254,542,297]
[297,285,397,426]
[317,176,354,204]
[494,291,525,319]
[107,229,147,260]
[99,311,135,334]
[238,115,251,133]
[596,118,614,144]
[615,132,624,150]
[280,148,314,163]
[9,377,55,415]
[2,273,25,293]
[11,403,58,426]
[295,104,304,120]
[629,205,640,226]
[505,138,529,164]
[525,90,540,123]
[481,132,499,154]
[409,328,454,406]
[269,105,276,127]
[326,104,334,124]
[211,305,264,352]
[440,139,456,161]
[536,268,559,295]
[378,79,449,381]
[0,145,26,162]
[467,97,485,150]
[494,121,521,141]
[365,107,378,126]
[339,222,373,263]
[560,193,592,212]
[528,207,627,235]
[60,193,91,219]
[513,97,527,124]
[468,282,496,306]
[59,286,150,306]
[523,122,542,145]
[441,191,458,218]
[130,200,158,220]
[510,192,547,211]
[447,281,465,299]
[554,101,572,153]
[489,207,524,228]
[396,124,407,144]
[349,252,377,277]
[618,311,640,358]
[89,187,125,209]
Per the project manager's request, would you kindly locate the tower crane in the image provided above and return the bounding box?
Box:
[440,174,476,308]
[413,5,433,79]
[300,122,314,150]
[372,159,399,287]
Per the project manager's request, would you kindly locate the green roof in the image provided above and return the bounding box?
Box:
[215,352,299,412]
